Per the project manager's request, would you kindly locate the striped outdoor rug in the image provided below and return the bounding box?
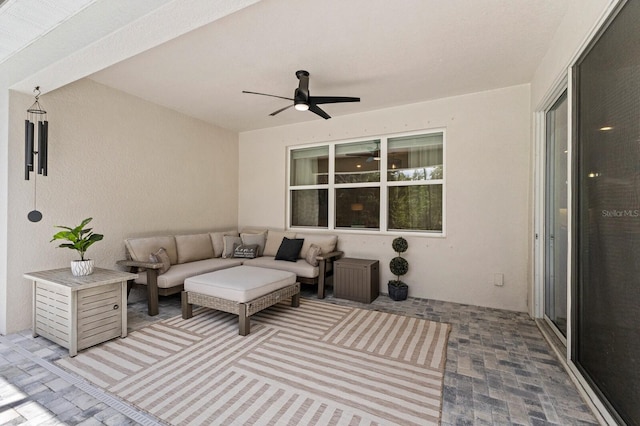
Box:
[57,299,450,425]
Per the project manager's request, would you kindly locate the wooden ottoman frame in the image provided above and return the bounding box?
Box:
[181,282,300,336]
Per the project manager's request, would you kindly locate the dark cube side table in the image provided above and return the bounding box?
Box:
[334,258,379,303]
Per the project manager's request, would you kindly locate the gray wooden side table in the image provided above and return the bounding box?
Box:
[334,258,380,303]
[24,267,137,356]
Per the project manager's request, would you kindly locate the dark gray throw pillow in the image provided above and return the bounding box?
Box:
[232,243,259,259]
[275,238,304,262]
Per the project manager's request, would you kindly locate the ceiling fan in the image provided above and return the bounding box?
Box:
[242,70,360,119]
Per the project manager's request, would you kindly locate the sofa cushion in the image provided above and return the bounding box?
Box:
[135,258,242,288]
[263,230,296,256]
[125,236,178,265]
[296,233,338,259]
[210,230,238,258]
[240,231,267,256]
[222,235,242,258]
[175,233,215,264]
[275,237,304,262]
[149,247,171,274]
[243,256,319,279]
[305,244,322,267]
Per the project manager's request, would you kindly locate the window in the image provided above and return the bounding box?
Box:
[289,146,329,227]
[288,130,445,233]
[335,140,381,229]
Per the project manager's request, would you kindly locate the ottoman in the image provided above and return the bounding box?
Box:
[181,265,300,335]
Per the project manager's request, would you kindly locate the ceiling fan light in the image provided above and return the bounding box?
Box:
[294,102,309,111]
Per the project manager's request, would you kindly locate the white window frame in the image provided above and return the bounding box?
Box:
[286,128,446,236]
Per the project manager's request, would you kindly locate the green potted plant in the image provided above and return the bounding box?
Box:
[51,217,104,276]
[388,236,409,301]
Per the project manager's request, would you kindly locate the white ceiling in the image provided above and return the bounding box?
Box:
[88,0,569,132]
[5,0,570,133]
[0,0,97,65]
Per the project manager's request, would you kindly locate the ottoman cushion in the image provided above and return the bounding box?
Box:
[242,256,318,278]
[184,265,296,303]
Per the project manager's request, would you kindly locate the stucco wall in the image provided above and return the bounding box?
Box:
[4,79,238,333]
[239,84,531,312]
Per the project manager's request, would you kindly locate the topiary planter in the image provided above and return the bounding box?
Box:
[388,280,408,301]
[388,237,410,301]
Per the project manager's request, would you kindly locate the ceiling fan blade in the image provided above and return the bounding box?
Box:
[309,96,360,105]
[269,104,294,116]
[242,91,293,101]
[309,104,331,120]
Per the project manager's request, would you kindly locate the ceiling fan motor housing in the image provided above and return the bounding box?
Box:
[294,90,308,110]
[294,70,310,110]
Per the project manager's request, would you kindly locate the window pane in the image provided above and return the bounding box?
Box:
[335,187,380,229]
[290,146,329,186]
[388,133,443,181]
[291,189,328,227]
[388,185,442,231]
[335,140,380,183]
[574,0,640,423]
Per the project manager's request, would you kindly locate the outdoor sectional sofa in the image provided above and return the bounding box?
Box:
[117,229,342,315]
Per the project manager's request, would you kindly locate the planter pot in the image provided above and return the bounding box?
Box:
[388,281,408,301]
[71,259,94,276]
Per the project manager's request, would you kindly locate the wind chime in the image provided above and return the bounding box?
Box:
[25,86,48,222]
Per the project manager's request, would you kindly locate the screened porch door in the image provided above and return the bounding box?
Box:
[544,91,568,339]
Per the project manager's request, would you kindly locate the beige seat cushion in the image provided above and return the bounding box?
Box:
[135,258,242,288]
[125,236,178,264]
[184,265,296,303]
[243,256,319,279]
[175,233,215,264]
[295,233,338,259]
[263,230,296,257]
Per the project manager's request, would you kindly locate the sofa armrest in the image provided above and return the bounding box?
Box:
[316,251,343,299]
[316,250,343,262]
[117,259,163,269]
[117,259,162,316]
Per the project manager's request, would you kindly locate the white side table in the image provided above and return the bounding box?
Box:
[24,268,137,356]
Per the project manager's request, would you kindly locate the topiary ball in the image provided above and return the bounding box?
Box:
[390,256,409,277]
[392,236,408,253]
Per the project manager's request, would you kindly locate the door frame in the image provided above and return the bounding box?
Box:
[542,88,569,345]
[534,80,570,346]
[534,69,618,426]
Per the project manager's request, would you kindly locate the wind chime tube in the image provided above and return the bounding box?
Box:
[37,121,43,174]
[27,121,34,171]
[42,120,48,176]
[24,120,30,180]
[24,120,34,180]
[37,120,49,175]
